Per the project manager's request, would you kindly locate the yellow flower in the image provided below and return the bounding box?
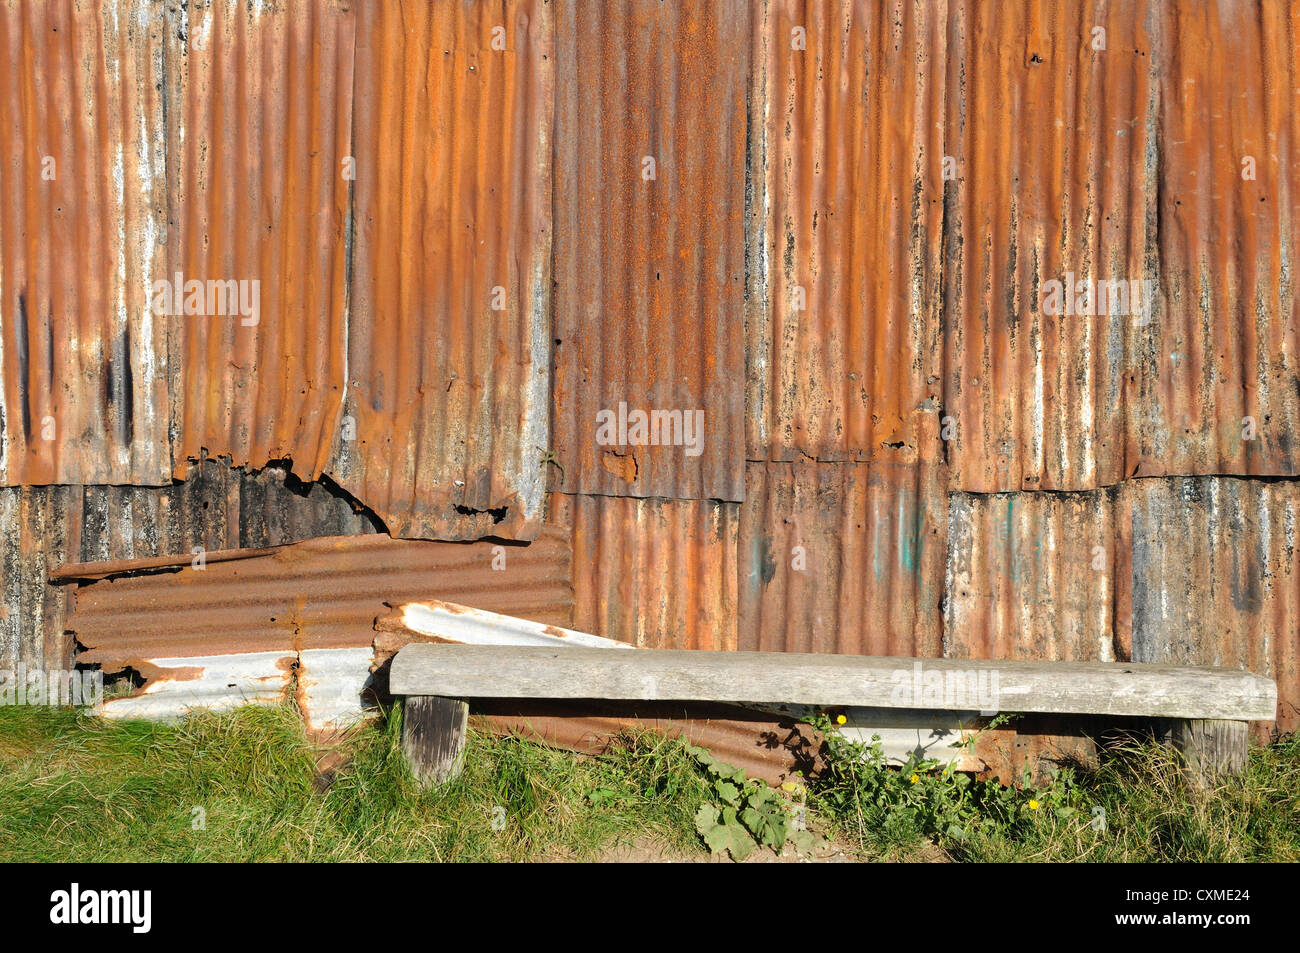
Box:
[1028,799,1040,810]
[835,714,847,725]
[909,773,919,784]
[781,782,797,793]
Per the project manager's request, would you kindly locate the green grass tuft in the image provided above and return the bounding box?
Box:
[1,703,1294,862]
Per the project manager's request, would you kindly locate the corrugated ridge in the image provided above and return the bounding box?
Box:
[943,0,1158,491]
[553,492,738,650]
[739,461,947,656]
[945,487,1121,662]
[333,0,552,540]
[0,0,169,485]
[169,0,352,480]
[550,0,747,502]
[1147,0,1300,479]
[748,0,946,464]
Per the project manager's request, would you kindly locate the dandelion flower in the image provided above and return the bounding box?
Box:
[1028,799,1040,810]
[909,773,919,784]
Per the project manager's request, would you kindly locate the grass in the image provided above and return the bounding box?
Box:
[806,718,1300,863]
[0,704,712,862]
[0,703,1295,862]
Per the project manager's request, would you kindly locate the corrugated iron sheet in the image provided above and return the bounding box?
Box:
[943,0,1300,491]
[1127,478,1300,733]
[549,0,747,502]
[944,488,1121,663]
[0,0,170,485]
[333,0,553,541]
[747,0,946,464]
[1149,0,1300,480]
[942,0,1159,492]
[739,461,947,655]
[68,528,573,668]
[0,460,377,671]
[552,492,738,650]
[168,0,353,481]
[945,478,1299,732]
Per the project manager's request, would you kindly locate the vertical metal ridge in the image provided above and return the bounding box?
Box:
[551,0,748,503]
[168,0,352,482]
[739,460,948,656]
[749,0,947,465]
[338,0,552,541]
[0,0,170,486]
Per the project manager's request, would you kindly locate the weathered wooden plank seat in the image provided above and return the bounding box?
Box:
[388,644,1277,785]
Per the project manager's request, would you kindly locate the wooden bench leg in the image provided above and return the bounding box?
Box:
[1169,719,1249,786]
[402,696,469,786]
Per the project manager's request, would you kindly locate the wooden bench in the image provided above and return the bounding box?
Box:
[388,645,1277,786]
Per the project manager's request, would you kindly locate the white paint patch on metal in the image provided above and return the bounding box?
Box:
[98,652,292,720]
[298,647,377,732]
[397,601,633,650]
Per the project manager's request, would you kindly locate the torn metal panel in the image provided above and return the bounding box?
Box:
[99,652,294,721]
[167,0,354,479]
[550,0,748,502]
[748,0,947,464]
[552,492,739,650]
[68,527,573,668]
[739,462,947,656]
[334,0,553,540]
[0,0,170,485]
[68,459,379,566]
[944,487,1121,663]
[0,460,376,671]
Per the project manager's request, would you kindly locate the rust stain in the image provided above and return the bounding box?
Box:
[0,0,170,485]
[169,0,354,481]
[740,461,948,656]
[943,0,1300,490]
[550,0,748,502]
[551,492,739,650]
[335,0,553,540]
[749,0,947,465]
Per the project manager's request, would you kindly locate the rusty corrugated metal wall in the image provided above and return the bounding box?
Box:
[169,0,354,482]
[339,0,553,540]
[0,0,170,486]
[3,0,1298,736]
